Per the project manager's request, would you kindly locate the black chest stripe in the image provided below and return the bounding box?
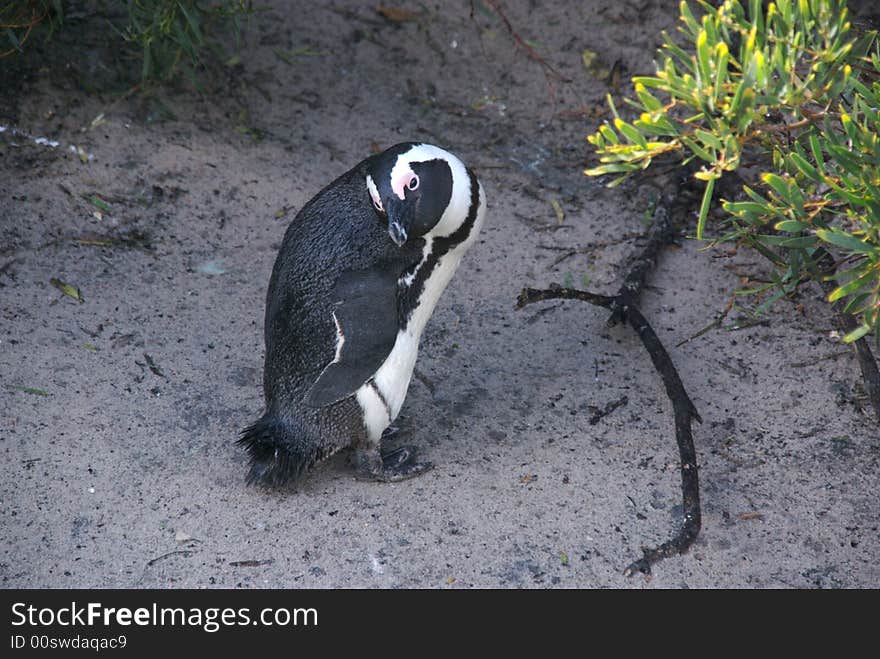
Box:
[398,168,481,327]
[369,380,392,418]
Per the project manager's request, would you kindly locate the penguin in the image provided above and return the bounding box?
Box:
[239,143,487,486]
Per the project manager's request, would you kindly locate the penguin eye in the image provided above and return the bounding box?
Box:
[407,175,419,191]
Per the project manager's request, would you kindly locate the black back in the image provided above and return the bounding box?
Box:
[262,156,424,413]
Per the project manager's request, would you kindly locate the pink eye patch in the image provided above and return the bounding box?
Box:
[391,171,417,200]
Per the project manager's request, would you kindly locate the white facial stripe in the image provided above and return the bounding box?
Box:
[366,174,383,211]
[387,144,472,239]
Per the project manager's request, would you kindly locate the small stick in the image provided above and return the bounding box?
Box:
[516,200,703,576]
[589,395,629,425]
[145,550,193,567]
[676,295,736,347]
[477,0,572,83]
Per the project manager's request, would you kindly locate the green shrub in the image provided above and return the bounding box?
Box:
[1,1,61,57]
[121,0,250,83]
[1,0,251,84]
[586,0,880,343]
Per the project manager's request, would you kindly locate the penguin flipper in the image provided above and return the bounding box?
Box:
[305,268,400,407]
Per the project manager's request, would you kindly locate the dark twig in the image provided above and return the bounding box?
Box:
[588,395,629,425]
[145,550,193,567]
[516,202,702,576]
[676,295,736,347]
[229,559,275,567]
[538,231,645,268]
[608,204,675,325]
[817,251,880,422]
[517,286,613,308]
[615,304,702,576]
[143,353,166,379]
[477,0,572,83]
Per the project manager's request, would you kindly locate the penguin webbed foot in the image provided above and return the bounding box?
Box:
[352,445,433,482]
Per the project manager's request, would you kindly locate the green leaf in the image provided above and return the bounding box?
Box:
[842,324,871,343]
[840,113,859,144]
[273,47,293,65]
[842,292,871,315]
[695,129,723,150]
[778,235,816,248]
[733,88,757,132]
[754,234,798,246]
[49,277,84,303]
[696,176,716,240]
[714,41,729,100]
[761,173,793,203]
[775,219,806,232]
[12,385,49,396]
[681,136,715,162]
[788,151,820,181]
[828,269,875,302]
[724,200,771,216]
[599,124,620,145]
[749,0,763,31]
[754,288,787,315]
[815,229,878,255]
[635,114,679,137]
[680,1,701,37]
[82,194,111,213]
[696,29,712,86]
[743,185,770,205]
[634,82,663,111]
[177,2,204,44]
[747,237,788,265]
[755,49,768,88]
[614,118,647,148]
[631,76,667,89]
[584,163,641,176]
[825,177,872,208]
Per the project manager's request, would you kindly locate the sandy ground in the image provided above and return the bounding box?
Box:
[2,0,878,588]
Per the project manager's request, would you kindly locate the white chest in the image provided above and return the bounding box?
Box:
[355,180,486,443]
[355,250,462,442]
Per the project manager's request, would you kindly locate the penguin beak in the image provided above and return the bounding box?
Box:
[386,199,411,246]
[388,221,407,246]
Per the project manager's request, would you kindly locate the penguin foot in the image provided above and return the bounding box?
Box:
[352,446,433,482]
[381,425,400,441]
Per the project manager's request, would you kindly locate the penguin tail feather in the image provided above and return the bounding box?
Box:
[237,413,315,487]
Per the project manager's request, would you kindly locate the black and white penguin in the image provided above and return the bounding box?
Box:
[239,143,487,486]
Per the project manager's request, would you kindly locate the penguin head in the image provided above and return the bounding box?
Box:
[366,143,474,246]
